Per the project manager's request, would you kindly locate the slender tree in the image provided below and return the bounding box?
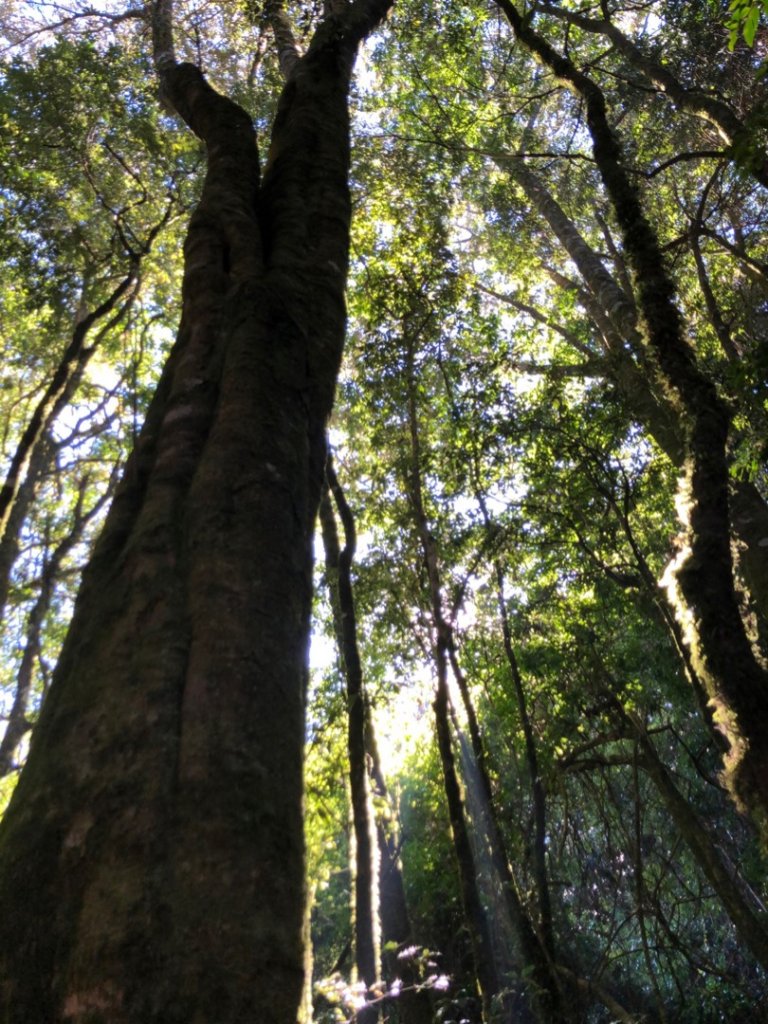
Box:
[496,0,768,835]
[319,460,380,1020]
[536,0,768,188]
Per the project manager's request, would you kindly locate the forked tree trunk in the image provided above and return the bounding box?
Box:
[0,3,390,1021]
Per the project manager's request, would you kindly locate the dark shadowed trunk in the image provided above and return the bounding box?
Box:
[0,1,391,1020]
[367,726,434,1024]
[319,461,380,1021]
[321,459,434,1024]
[433,661,502,1019]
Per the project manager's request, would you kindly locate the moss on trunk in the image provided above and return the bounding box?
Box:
[0,4,392,1020]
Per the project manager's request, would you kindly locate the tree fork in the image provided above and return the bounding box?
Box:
[0,0,393,1019]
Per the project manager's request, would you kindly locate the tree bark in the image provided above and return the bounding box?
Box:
[498,1,768,834]
[536,1,768,188]
[319,462,380,1020]
[497,141,768,627]
[0,1,391,1020]
[320,461,433,1023]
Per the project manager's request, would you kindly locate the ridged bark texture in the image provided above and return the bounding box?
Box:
[0,3,391,1020]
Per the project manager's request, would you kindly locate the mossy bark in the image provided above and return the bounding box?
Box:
[500,0,768,838]
[0,4,390,1021]
[536,0,768,189]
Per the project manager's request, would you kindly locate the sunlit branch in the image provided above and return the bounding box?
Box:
[265,0,301,79]
[476,282,597,358]
[1,5,145,54]
[151,0,177,73]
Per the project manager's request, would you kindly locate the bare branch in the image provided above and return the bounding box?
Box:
[1,5,145,54]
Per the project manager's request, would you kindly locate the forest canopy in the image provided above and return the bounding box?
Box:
[0,1,767,1022]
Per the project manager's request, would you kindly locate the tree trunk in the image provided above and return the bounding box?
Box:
[0,3,390,1020]
[433,665,502,1019]
[319,463,380,1019]
[636,727,768,971]
[537,0,768,188]
[499,0,768,834]
[321,458,434,1024]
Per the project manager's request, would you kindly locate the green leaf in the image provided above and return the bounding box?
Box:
[745,5,761,43]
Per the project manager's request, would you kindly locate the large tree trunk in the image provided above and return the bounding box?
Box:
[0,3,390,1021]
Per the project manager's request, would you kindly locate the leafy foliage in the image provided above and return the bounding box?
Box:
[1,1,768,1020]
[727,0,768,48]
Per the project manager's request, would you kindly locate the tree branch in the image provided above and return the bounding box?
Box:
[264,0,302,80]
